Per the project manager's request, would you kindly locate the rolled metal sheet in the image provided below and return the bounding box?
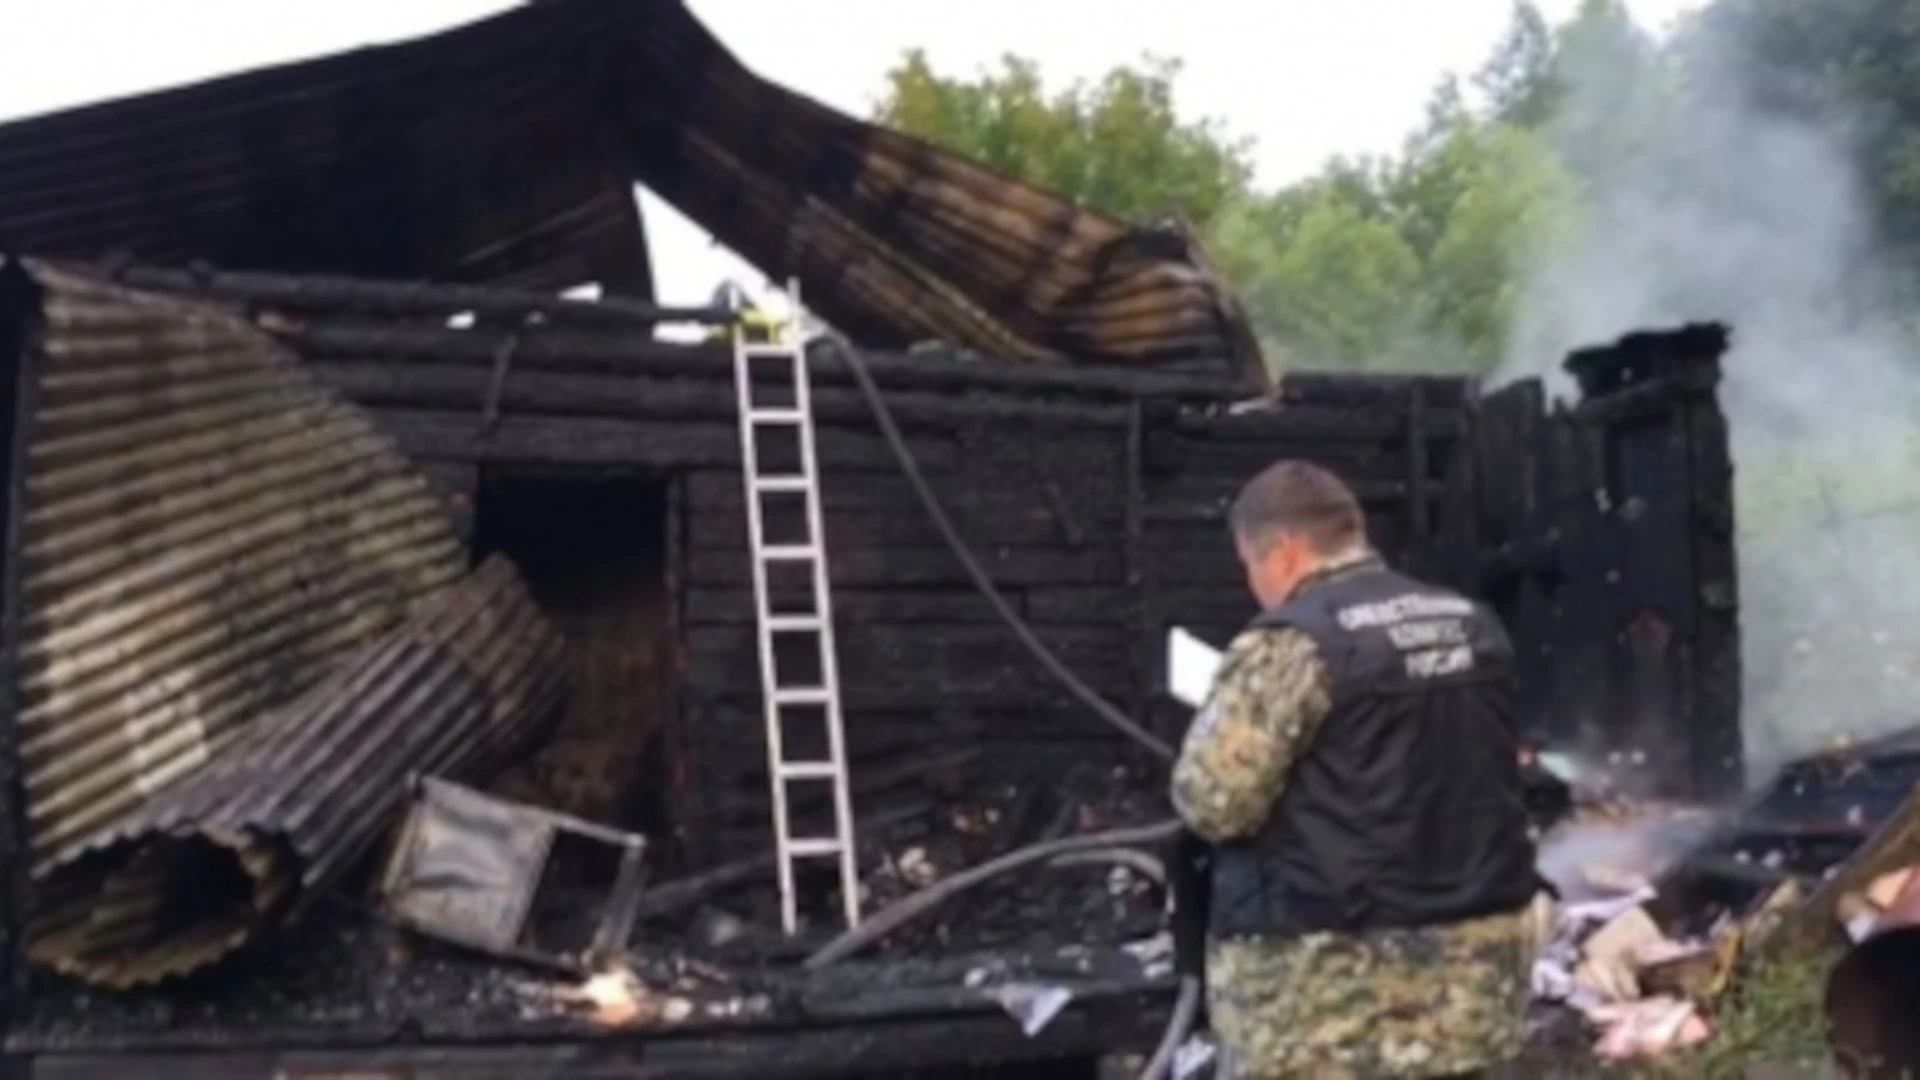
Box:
[1825,867,1920,1077]
[13,266,466,875]
[25,555,567,988]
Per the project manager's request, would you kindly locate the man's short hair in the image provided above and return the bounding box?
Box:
[1228,460,1367,555]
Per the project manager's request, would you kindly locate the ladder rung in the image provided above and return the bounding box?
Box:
[749,408,806,424]
[788,838,844,857]
[773,687,832,706]
[754,475,810,493]
[761,544,818,561]
[765,614,824,633]
[779,761,840,780]
[741,343,799,359]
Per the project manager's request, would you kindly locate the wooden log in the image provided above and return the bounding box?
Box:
[1173,405,1466,442]
[1155,434,1415,477]
[685,624,1126,673]
[279,320,1245,402]
[684,545,1125,588]
[1277,371,1476,409]
[683,625,1133,705]
[1026,586,1255,628]
[684,504,1089,554]
[683,469,1120,520]
[116,264,713,327]
[310,358,1136,432]
[367,409,955,472]
[1141,478,1425,525]
[684,587,1007,626]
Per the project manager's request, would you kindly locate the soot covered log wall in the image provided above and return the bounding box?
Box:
[105,265,1469,872]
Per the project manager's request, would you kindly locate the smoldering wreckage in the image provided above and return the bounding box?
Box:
[0,3,1914,1079]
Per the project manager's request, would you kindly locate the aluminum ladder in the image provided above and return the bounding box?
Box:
[729,280,861,933]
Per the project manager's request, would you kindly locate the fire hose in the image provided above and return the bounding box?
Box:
[812,337,1204,1078]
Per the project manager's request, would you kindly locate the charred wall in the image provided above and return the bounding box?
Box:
[1472,325,1741,800]
[112,266,1455,871]
[71,265,1728,865]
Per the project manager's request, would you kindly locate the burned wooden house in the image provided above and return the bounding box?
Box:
[0,2,1744,1076]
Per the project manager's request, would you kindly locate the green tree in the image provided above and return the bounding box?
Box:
[1396,115,1581,368]
[1476,1,1562,128]
[869,26,1577,376]
[875,50,1254,230]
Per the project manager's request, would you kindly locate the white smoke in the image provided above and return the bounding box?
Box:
[1497,13,1920,777]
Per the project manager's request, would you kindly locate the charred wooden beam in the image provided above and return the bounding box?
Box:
[683,469,1123,521]
[1172,406,1464,442]
[1028,586,1254,629]
[1406,381,1431,572]
[1570,364,1720,425]
[16,979,1173,1068]
[1142,478,1425,523]
[685,588,1007,626]
[1276,371,1476,409]
[276,321,1245,403]
[373,410,955,472]
[684,545,1124,589]
[114,264,722,328]
[687,505,1086,555]
[310,359,1137,431]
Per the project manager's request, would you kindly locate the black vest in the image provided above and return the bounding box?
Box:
[1208,560,1538,938]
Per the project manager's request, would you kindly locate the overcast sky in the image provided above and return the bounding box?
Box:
[1,0,1700,306]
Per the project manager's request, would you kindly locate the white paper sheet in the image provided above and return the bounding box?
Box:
[1166,626,1223,708]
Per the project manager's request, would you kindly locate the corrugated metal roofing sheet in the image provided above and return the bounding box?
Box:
[27,556,565,988]
[0,0,1263,383]
[11,265,466,877]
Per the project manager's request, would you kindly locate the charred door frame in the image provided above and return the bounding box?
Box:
[0,260,41,1026]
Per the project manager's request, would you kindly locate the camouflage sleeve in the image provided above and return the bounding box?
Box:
[1170,627,1333,843]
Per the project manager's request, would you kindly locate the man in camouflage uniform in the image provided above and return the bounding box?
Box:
[1171,461,1543,1079]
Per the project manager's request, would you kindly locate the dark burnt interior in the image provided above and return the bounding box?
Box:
[473,468,672,844]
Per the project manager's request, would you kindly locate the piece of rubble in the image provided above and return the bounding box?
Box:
[1865,866,1915,910]
[1638,931,1740,1004]
[550,967,657,1027]
[1575,906,1666,1003]
[896,846,939,887]
[1589,996,1711,1060]
[1583,865,1653,895]
[1836,892,1882,943]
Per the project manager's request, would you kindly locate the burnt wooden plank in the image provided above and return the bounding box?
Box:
[1172,405,1466,441]
[684,505,1088,554]
[684,588,1006,626]
[311,358,1136,431]
[684,546,1125,589]
[23,986,1173,1075]
[683,471,1124,532]
[284,319,1239,402]
[683,623,1132,704]
[1025,586,1255,627]
[369,410,955,472]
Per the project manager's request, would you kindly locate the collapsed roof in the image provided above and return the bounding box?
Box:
[0,0,1265,384]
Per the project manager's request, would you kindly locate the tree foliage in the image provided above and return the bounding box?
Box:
[877,50,1254,230]
[870,0,1920,374]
